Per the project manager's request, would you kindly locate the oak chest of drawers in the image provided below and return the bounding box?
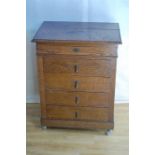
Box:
[32,21,121,131]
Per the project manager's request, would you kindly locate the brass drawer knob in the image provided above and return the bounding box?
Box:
[73,47,80,52]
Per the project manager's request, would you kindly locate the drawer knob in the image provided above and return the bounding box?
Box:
[75,111,78,118]
[74,80,79,89]
[75,96,80,104]
[74,64,79,73]
[73,47,80,52]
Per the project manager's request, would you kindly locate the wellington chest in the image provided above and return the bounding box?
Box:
[32,21,121,132]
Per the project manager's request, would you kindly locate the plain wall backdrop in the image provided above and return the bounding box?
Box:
[26,0,128,103]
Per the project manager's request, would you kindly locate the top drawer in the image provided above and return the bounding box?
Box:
[37,42,117,57]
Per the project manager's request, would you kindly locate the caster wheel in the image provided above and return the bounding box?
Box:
[105,129,112,136]
[41,126,47,130]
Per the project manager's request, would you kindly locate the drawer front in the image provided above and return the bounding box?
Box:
[45,74,111,92]
[45,91,111,107]
[43,56,112,77]
[37,43,117,56]
[46,106,112,122]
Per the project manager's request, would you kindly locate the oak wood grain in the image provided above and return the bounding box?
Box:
[43,56,113,77]
[46,105,112,122]
[37,56,46,121]
[44,74,111,92]
[37,42,118,56]
[45,90,111,107]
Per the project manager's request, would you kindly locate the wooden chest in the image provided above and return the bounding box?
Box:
[32,21,121,131]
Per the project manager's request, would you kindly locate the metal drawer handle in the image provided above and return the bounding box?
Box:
[74,64,79,73]
[73,47,80,52]
[75,111,78,118]
[74,80,79,89]
[75,96,79,104]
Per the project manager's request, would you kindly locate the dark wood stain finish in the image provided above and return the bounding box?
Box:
[32,21,121,43]
[33,21,121,130]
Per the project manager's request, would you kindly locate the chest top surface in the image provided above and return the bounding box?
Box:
[32,21,121,43]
